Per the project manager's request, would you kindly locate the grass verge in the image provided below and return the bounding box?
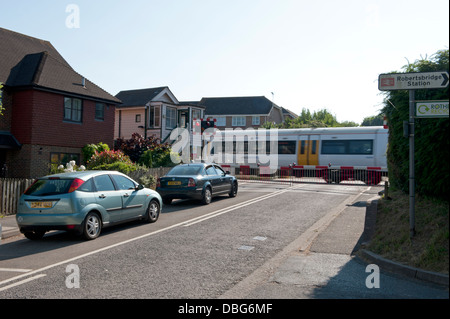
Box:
[366,189,449,274]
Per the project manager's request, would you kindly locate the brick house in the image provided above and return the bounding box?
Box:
[0,28,121,178]
[199,96,294,129]
[115,86,205,142]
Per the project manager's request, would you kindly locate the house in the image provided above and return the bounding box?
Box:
[0,27,121,178]
[114,87,205,142]
[281,107,298,121]
[198,96,288,129]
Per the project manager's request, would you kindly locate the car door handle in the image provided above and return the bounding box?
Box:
[123,193,130,197]
[99,194,106,199]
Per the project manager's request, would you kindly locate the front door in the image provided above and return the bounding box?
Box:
[178,110,189,128]
[297,135,319,165]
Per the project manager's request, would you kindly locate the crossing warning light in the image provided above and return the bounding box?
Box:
[201,118,216,133]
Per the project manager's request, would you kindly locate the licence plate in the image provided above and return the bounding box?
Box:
[167,181,182,186]
[30,202,53,209]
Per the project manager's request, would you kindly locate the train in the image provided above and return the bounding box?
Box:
[202,126,387,168]
[197,126,388,185]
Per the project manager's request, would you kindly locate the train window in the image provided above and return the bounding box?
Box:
[278,141,296,154]
[311,140,317,155]
[321,140,373,155]
[300,141,305,154]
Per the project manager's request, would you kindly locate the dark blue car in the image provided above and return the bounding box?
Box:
[156,163,238,205]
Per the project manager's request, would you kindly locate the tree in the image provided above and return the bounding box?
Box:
[381,49,449,200]
[361,114,384,126]
[263,107,359,128]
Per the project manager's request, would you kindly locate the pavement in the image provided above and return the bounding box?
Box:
[1,193,448,296]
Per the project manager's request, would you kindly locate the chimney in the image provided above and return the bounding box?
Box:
[82,77,86,88]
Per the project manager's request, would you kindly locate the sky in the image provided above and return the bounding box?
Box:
[1,0,448,124]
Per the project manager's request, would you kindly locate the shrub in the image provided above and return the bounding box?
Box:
[138,175,157,189]
[82,142,110,164]
[88,161,139,174]
[114,133,173,165]
[138,148,179,168]
[87,150,133,169]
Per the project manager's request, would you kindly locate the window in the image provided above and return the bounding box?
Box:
[167,165,202,176]
[278,141,296,154]
[321,140,373,155]
[215,117,226,126]
[166,107,177,129]
[25,179,74,196]
[79,178,95,192]
[214,165,225,175]
[50,153,80,166]
[232,116,246,126]
[135,114,141,123]
[252,116,260,125]
[111,174,136,190]
[192,109,202,120]
[93,175,116,192]
[95,103,105,120]
[64,97,82,122]
[149,105,161,128]
[206,166,218,176]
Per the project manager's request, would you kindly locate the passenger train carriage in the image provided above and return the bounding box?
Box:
[204,126,388,185]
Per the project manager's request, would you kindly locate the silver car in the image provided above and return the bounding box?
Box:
[16,171,162,240]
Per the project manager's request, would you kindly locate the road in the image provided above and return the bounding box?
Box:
[0,181,447,301]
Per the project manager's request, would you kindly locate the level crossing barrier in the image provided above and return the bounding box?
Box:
[229,165,387,186]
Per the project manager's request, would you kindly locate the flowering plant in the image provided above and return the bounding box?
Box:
[50,160,86,174]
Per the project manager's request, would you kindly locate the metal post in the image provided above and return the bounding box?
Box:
[409,90,416,238]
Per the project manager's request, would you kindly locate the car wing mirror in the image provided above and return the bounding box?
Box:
[135,184,144,191]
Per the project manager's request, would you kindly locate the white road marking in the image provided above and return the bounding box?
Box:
[0,268,32,273]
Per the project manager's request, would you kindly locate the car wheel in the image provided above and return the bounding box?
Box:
[82,212,102,240]
[229,182,238,198]
[202,187,212,205]
[144,199,160,223]
[24,230,46,240]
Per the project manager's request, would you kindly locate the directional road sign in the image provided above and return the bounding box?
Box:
[416,100,449,118]
[378,71,449,91]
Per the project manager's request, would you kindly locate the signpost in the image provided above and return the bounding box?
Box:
[378,71,449,238]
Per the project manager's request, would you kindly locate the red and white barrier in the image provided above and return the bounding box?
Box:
[227,164,387,186]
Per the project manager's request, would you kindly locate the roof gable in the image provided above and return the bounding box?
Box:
[0,27,120,104]
[115,87,178,107]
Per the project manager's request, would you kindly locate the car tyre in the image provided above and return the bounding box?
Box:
[202,187,212,205]
[144,199,160,223]
[229,182,238,198]
[24,230,46,240]
[82,212,102,240]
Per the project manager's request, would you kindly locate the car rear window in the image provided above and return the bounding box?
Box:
[166,166,202,176]
[25,179,75,196]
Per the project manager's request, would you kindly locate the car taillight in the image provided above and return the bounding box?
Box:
[188,178,196,187]
[68,178,84,193]
[23,179,38,194]
[156,178,161,188]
